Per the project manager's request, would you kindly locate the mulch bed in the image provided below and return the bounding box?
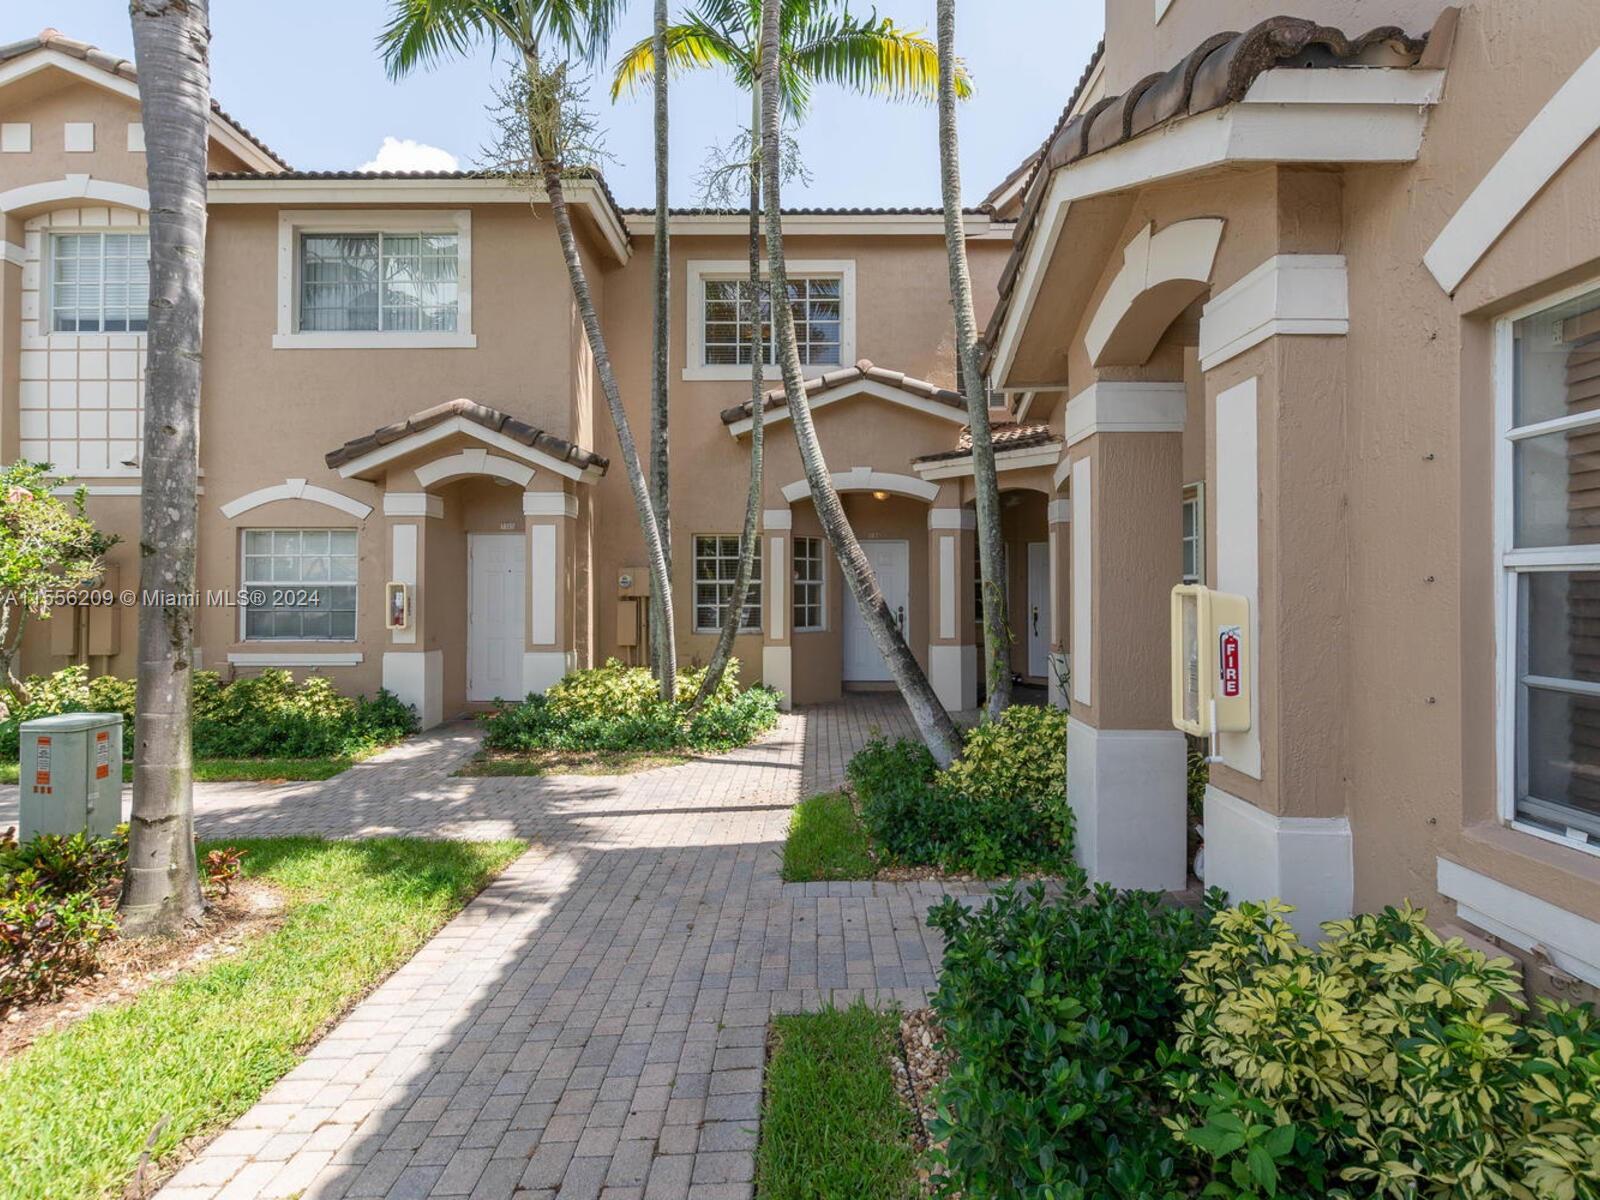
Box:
[0,879,286,1060]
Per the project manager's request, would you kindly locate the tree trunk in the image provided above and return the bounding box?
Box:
[758,0,962,765]
[693,84,766,709]
[938,0,1011,721]
[537,152,677,699]
[120,0,208,935]
[647,0,672,695]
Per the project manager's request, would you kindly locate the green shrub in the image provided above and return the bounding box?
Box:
[848,704,1071,875]
[1164,899,1600,1200]
[0,666,415,762]
[481,658,778,755]
[926,877,1211,1199]
[0,826,127,1009]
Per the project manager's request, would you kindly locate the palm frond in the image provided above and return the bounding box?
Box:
[378,0,508,78]
[788,12,970,103]
[610,18,747,99]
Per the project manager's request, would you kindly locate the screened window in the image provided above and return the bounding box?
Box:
[299,232,459,333]
[1182,484,1205,585]
[794,537,825,632]
[242,529,358,641]
[694,535,762,633]
[702,277,842,367]
[1501,284,1600,849]
[51,232,149,333]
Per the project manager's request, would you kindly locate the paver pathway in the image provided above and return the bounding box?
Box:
[119,695,987,1200]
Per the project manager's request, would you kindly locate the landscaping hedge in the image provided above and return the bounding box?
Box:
[482,658,779,755]
[0,827,126,1009]
[0,665,416,761]
[848,704,1072,875]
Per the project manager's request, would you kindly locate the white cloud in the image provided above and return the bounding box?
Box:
[359,137,459,174]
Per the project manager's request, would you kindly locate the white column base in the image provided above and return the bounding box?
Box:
[523,650,575,697]
[1047,652,1070,709]
[1067,718,1187,891]
[762,645,793,710]
[383,650,444,730]
[1204,785,1353,940]
[928,643,978,713]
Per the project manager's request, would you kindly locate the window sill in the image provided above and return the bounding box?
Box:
[682,363,834,383]
[693,630,763,637]
[272,332,477,351]
[228,649,364,668]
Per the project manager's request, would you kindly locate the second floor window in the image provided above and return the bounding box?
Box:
[299,232,459,333]
[702,277,842,368]
[51,232,149,333]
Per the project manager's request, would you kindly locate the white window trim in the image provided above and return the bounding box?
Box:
[1493,274,1600,860]
[273,209,475,349]
[1182,482,1205,586]
[692,534,764,635]
[237,527,360,644]
[684,259,855,382]
[793,536,827,634]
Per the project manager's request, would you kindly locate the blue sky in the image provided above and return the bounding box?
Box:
[7,1,1103,208]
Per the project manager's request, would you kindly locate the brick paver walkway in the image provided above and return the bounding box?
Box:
[94,694,986,1200]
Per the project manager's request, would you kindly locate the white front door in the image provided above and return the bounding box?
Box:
[1027,541,1050,679]
[843,540,910,683]
[468,532,525,702]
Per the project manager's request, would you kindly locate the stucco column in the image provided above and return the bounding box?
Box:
[927,508,977,712]
[1064,382,1188,892]
[523,491,578,695]
[761,509,794,709]
[1199,333,1354,937]
[382,491,444,730]
[1047,497,1071,709]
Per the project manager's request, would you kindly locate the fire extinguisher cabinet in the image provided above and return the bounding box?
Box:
[17,713,124,843]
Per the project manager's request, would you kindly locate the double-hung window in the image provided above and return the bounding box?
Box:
[1182,484,1205,585]
[793,537,826,632]
[242,529,358,641]
[694,535,762,633]
[300,232,459,333]
[1498,282,1600,852]
[50,232,149,333]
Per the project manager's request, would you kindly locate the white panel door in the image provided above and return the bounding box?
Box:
[468,533,525,702]
[1027,541,1050,679]
[843,540,910,682]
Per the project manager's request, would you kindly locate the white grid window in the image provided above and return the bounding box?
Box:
[1498,283,1600,852]
[793,537,826,632]
[299,232,459,333]
[702,277,842,367]
[694,535,762,634]
[1182,484,1204,585]
[242,529,358,641]
[51,232,149,333]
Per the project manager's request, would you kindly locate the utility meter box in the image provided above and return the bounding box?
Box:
[1170,585,1251,737]
[18,713,124,843]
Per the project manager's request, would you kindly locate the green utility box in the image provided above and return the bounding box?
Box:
[18,713,124,842]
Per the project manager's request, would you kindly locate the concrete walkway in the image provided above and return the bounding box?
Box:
[133,695,985,1200]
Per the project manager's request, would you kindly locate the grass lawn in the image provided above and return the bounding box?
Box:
[781,792,877,883]
[756,1003,921,1200]
[457,747,695,777]
[2,757,370,787]
[0,835,525,1200]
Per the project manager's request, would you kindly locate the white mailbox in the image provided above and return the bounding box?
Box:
[18,713,124,842]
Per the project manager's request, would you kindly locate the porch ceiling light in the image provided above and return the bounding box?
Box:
[872,490,890,501]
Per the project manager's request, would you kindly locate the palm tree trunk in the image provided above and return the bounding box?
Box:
[120,0,208,935]
[693,84,766,709]
[647,0,672,693]
[758,0,962,765]
[937,0,1010,720]
[527,54,676,700]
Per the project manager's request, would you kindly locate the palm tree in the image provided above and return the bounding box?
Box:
[937,0,1010,720]
[119,0,210,935]
[378,0,681,700]
[613,0,969,705]
[757,0,962,764]
[648,0,672,684]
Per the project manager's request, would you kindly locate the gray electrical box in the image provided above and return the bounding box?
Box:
[18,713,125,843]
